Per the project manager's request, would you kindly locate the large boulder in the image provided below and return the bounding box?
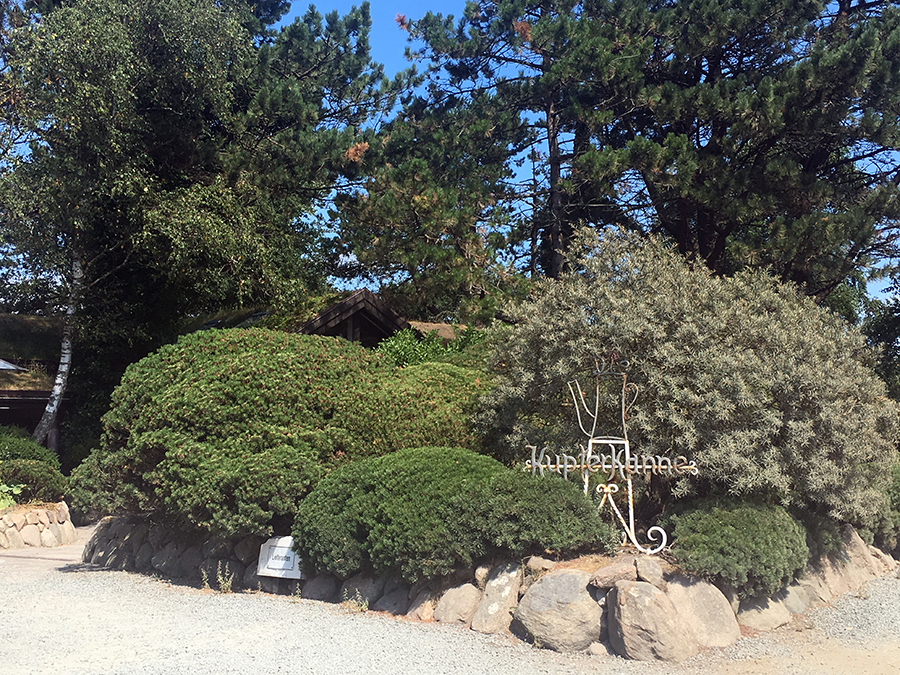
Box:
[588,556,638,590]
[514,570,604,652]
[434,583,482,625]
[608,580,699,662]
[666,575,740,648]
[471,561,523,634]
[339,573,386,608]
[737,595,792,632]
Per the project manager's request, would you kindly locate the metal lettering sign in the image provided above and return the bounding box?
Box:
[524,359,698,555]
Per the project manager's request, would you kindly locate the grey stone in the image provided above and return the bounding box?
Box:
[373,586,412,615]
[406,589,436,622]
[666,575,740,649]
[36,509,50,527]
[9,513,26,530]
[434,583,482,626]
[151,540,184,577]
[340,573,386,607]
[778,582,811,615]
[471,561,523,634]
[60,519,77,545]
[39,527,59,548]
[5,526,24,549]
[608,580,699,662]
[474,564,492,589]
[737,595,792,632]
[635,557,667,591]
[526,556,557,573]
[106,517,130,542]
[514,570,604,653]
[258,576,299,595]
[589,556,638,590]
[2,514,14,528]
[233,535,265,567]
[797,524,882,606]
[302,572,339,602]
[47,523,62,546]
[0,530,8,549]
[135,542,155,571]
[20,523,42,547]
[25,511,40,526]
[56,501,70,524]
[90,537,118,566]
[202,536,233,560]
[146,523,171,550]
[124,521,150,556]
[178,546,205,580]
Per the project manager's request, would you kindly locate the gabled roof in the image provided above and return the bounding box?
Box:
[296,289,409,348]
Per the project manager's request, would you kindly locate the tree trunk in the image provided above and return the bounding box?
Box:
[32,253,83,448]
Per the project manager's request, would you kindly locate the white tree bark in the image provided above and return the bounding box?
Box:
[32,252,83,447]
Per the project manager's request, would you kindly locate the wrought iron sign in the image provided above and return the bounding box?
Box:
[525,359,698,555]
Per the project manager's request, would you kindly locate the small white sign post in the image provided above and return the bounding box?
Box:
[257,536,304,579]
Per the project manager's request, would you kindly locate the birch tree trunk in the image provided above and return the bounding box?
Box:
[32,253,83,447]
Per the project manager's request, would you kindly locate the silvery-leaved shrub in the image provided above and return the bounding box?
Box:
[478,229,900,526]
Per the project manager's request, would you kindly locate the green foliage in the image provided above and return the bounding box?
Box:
[479,230,900,526]
[0,460,66,503]
[669,501,809,599]
[0,425,61,469]
[407,0,900,294]
[70,330,488,536]
[0,482,23,509]
[376,326,487,368]
[293,446,616,582]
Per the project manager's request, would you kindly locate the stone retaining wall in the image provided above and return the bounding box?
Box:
[83,516,899,663]
[0,501,77,549]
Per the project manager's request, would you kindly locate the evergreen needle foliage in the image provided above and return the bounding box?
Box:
[69,330,490,535]
[293,446,617,582]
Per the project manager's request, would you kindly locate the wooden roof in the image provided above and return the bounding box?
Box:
[296,289,409,348]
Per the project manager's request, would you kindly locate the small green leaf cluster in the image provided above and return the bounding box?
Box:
[376,327,487,368]
[668,500,809,599]
[0,426,66,503]
[293,446,616,583]
[69,330,490,536]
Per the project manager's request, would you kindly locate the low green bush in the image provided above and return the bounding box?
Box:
[293,446,617,582]
[668,500,809,598]
[377,327,487,369]
[70,330,491,536]
[0,425,65,504]
[0,459,67,503]
[0,426,62,470]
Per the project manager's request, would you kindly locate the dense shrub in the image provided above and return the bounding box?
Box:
[0,426,62,470]
[293,446,616,582]
[0,425,65,503]
[668,501,809,598]
[377,327,487,368]
[70,330,490,536]
[479,230,900,525]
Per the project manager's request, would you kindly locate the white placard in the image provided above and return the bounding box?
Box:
[257,536,304,579]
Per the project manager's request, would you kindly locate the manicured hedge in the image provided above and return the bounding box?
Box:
[70,330,491,536]
[668,500,809,598]
[293,446,618,582]
[0,425,65,503]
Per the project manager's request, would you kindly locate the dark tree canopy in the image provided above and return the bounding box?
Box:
[405,0,900,298]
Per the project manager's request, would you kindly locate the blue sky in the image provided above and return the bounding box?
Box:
[282,1,467,76]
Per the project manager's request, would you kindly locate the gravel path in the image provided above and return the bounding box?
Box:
[1,531,898,675]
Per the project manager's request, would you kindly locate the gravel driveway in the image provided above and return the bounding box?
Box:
[2,527,898,675]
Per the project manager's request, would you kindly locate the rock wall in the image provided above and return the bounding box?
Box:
[0,501,77,549]
[83,516,899,663]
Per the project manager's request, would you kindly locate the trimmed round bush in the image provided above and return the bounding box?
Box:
[668,500,809,598]
[0,426,62,470]
[0,459,67,503]
[70,330,491,536]
[293,446,616,582]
